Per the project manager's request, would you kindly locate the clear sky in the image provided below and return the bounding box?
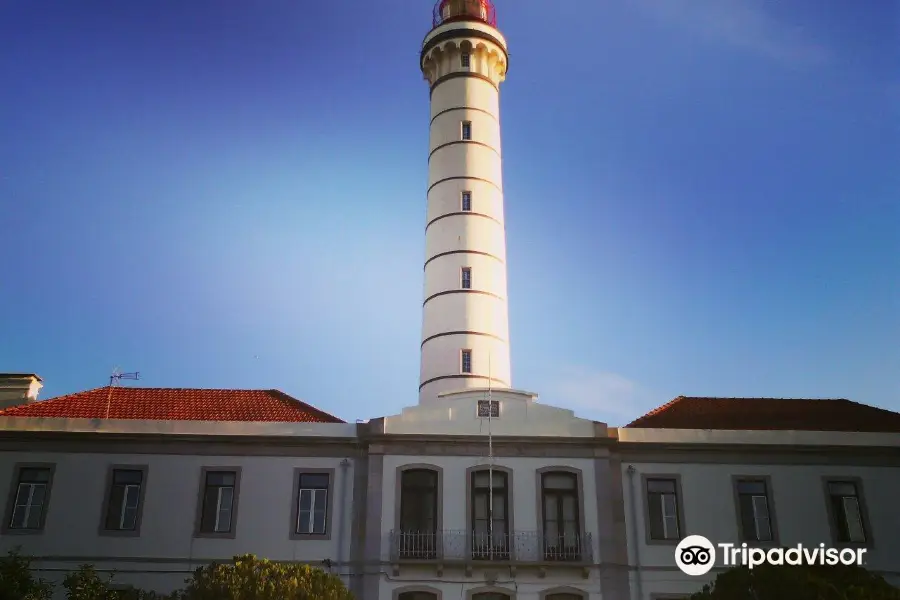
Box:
[1,0,897,425]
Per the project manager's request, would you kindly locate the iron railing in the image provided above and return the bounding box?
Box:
[389,530,593,563]
[432,0,497,28]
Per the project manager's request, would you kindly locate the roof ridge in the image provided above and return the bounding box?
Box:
[624,395,686,427]
[264,389,343,423]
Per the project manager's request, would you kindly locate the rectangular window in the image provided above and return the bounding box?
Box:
[8,467,52,530]
[461,52,471,68]
[104,469,144,531]
[646,478,680,541]
[297,473,330,535]
[461,121,472,141]
[461,267,472,289]
[471,470,509,559]
[199,470,237,534]
[827,481,866,543]
[477,399,499,418]
[736,479,773,542]
[461,349,472,374]
[461,191,472,212]
[541,471,581,560]
[398,469,439,559]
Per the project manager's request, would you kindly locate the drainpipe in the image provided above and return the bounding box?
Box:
[627,465,643,600]
[337,458,351,578]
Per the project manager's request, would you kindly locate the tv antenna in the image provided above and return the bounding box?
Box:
[105,367,140,419]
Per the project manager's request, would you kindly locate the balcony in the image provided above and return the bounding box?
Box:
[432,0,497,28]
[389,530,593,569]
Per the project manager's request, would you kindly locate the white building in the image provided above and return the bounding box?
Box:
[2,2,899,600]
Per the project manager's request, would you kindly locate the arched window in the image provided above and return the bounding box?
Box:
[546,594,582,600]
[399,592,438,600]
[398,468,439,558]
[472,593,511,600]
[470,469,509,559]
[540,471,582,560]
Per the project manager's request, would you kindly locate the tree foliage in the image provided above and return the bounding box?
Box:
[689,563,900,600]
[180,554,353,600]
[0,549,53,600]
[0,551,351,600]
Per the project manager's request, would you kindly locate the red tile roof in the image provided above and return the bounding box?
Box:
[0,387,344,423]
[625,396,900,433]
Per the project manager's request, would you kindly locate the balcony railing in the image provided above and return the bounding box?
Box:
[432,0,497,28]
[389,530,593,563]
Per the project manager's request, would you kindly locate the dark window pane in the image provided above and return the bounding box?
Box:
[647,492,666,540]
[398,593,438,600]
[106,485,126,530]
[402,470,437,488]
[737,480,766,495]
[206,472,235,486]
[473,471,506,489]
[739,495,757,540]
[200,488,219,532]
[647,478,676,494]
[19,468,51,483]
[543,472,576,490]
[113,470,143,485]
[299,473,329,489]
[828,481,857,496]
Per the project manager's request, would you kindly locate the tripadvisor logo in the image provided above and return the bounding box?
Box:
[675,535,867,577]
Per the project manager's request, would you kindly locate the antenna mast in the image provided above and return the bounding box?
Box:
[487,352,494,560]
[105,368,140,420]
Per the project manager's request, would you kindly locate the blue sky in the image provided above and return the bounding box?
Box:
[1,0,897,425]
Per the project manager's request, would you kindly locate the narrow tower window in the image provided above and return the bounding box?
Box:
[461,52,471,69]
[461,121,472,140]
[461,350,472,374]
[461,267,472,289]
[461,191,472,211]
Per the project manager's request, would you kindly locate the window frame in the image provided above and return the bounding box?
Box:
[731,475,779,545]
[291,468,334,540]
[536,467,586,561]
[539,588,587,600]
[640,473,686,545]
[394,587,442,600]
[461,121,472,141]
[2,462,56,535]
[466,465,514,560]
[460,349,473,374]
[460,52,471,69]
[99,464,149,537]
[461,190,472,212]
[194,466,242,539]
[822,476,873,548]
[466,587,514,600]
[461,267,472,289]
[395,464,443,560]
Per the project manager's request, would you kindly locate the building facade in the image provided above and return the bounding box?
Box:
[2,2,899,600]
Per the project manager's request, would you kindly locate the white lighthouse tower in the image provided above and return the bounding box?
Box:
[419,0,511,403]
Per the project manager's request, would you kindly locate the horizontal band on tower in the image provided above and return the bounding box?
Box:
[419,374,510,391]
[421,28,509,73]
[430,72,498,97]
[424,250,504,269]
[421,330,507,348]
[429,140,499,163]
[423,289,505,306]
[425,211,502,230]
[427,176,501,195]
[431,106,498,126]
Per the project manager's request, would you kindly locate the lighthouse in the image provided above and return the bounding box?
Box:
[419,0,511,403]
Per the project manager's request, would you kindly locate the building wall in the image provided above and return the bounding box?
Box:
[619,458,900,599]
[0,449,356,595]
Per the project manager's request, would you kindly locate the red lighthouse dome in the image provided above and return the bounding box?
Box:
[433,0,497,28]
